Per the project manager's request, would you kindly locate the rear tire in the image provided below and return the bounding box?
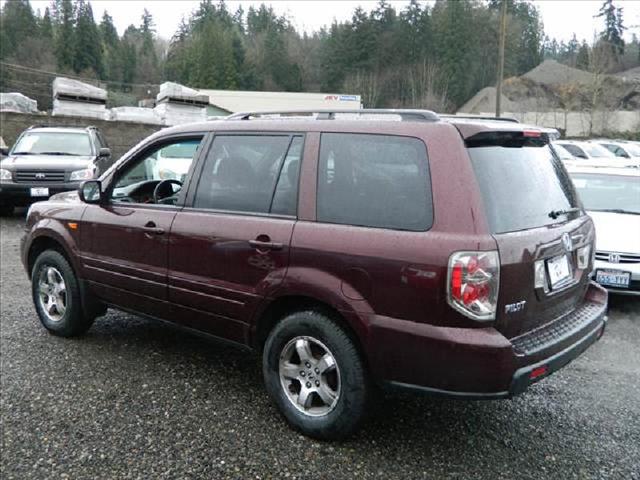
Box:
[0,206,14,216]
[263,310,370,440]
[31,250,95,337]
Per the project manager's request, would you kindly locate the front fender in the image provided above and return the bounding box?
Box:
[23,207,86,277]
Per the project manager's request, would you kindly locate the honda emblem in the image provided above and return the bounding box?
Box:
[561,233,572,252]
[608,253,620,264]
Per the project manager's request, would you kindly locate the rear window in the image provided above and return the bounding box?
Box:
[468,142,580,234]
[317,133,432,231]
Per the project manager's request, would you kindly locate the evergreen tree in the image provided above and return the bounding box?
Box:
[1,0,37,58]
[100,11,122,81]
[40,7,54,40]
[53,0,76,71]
[121,25,139,84]
[73,0,103,76]
[597,0,625,60]
[138,9,159,82]
[576,41,590,70]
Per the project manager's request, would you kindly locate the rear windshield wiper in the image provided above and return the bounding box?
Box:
[591,208,640,216]
[548,207,581,219]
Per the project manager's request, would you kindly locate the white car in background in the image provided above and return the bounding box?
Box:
[594,140,640,165]
[555,140,637,168]
[568,166,640,295]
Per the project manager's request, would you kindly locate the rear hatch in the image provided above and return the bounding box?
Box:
[465,130,595,339]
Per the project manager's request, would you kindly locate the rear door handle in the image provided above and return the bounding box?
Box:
[249,239,283,251]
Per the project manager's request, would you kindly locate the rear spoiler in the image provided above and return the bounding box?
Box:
[465,129,557,148]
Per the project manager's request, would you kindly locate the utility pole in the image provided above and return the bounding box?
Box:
[496,0,508,117]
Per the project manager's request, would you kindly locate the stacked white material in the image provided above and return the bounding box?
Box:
[0,92,39,113]
[154,102,207,126]
[154,82,208,126]
[109,106,163,125]
[156,82,205,102]
[52,77,108,120]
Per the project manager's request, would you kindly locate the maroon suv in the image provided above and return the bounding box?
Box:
[21,110,607,439]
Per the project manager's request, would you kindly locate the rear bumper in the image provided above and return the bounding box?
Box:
[373,282,608,398]
[0,182,80,206]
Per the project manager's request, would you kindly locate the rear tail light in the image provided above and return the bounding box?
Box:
[447,251,500,321]
[534,259,548,291]
[576,244,591,270]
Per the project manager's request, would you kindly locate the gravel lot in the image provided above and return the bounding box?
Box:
[1,212,639,480]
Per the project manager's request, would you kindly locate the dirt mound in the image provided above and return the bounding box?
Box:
[523,59,595,86]
[616,67,640,82]
[457,86,515,114]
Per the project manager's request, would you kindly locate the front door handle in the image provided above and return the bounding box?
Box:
[249,238,283,251]
[142,221,165,235]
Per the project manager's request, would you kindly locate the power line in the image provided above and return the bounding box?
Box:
[0,61,160,89]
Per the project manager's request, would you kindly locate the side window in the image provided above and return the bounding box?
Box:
[271,136,303,216]
[193,135,297,214]
[317,133,432,231]
[562,144,585,158]
[96,130,108,148]
[111,137,203,204]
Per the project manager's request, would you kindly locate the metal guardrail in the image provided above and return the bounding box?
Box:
[225,109,440,122]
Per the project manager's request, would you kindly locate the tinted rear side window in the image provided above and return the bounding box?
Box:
[193,135,296,214]
[468,144,580,234]
[317,133,432,231]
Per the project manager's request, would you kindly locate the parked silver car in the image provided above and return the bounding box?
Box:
[568,166,640,295]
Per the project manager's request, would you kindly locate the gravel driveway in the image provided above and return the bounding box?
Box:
[1,213,639,480]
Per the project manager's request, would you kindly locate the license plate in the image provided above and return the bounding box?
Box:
[595,269,631,288]
[547,254,572,288]
[30,187,49,197]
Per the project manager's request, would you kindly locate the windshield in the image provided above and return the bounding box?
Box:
[552,143,574,160]
[623,143,640,157]
[12,132,93,156]
[469,143,580,233]
[583,143,615,158]
[570,172,640,215]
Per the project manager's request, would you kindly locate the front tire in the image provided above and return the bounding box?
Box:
[263,310,370,440]
[31,250,94,337]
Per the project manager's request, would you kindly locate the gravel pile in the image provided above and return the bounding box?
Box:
[523,60,596,86]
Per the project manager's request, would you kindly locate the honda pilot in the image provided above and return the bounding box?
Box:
[21,110,607,439]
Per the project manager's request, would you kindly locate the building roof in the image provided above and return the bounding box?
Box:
[197,89,362,114]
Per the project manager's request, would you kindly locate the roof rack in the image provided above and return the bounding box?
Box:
[225,109,440,122]
[440,114,520,123]
[27,124,96,130]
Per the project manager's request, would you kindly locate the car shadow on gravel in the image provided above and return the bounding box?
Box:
[83,310,562,446]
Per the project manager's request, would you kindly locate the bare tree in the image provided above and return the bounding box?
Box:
[343,70,382,108]
[405,60,450,112]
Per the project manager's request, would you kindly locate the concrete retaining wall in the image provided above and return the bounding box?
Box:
[0,112,163,160]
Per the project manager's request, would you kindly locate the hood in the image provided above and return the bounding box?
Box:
[49,190,81,203]
[589,210,640,254]
[0,155,94,171]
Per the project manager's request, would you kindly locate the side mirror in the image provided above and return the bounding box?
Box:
[78,180,103,204]
[99,147,111,158]
[577,153,588,159]
[0,147,9,156]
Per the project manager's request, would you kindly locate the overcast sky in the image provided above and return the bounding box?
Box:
[27,0,640,43]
